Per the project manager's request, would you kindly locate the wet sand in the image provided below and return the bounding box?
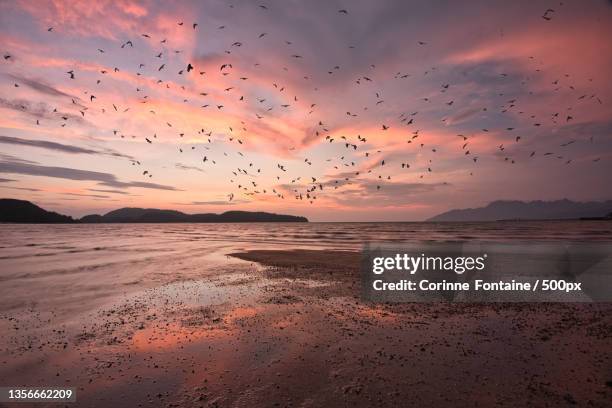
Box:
[1,246,610,407]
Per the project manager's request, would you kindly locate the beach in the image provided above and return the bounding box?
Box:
[1,0,611,405]
[0,222,611,407]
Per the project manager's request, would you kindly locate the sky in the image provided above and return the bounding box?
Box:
[0,0,611,221]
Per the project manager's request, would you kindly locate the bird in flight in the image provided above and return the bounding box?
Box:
[0,0,603,209]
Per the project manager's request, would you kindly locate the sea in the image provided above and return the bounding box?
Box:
[1,220,611,314]
[0,221,611,407]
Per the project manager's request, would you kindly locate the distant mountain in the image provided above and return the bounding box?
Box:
[0,199,308,224]
[0,198,75,223]
[81,207,308,223]
[427,199,612,222]
[89,208,189,223]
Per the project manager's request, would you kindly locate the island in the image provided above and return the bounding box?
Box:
[0,199,308,223]
[427,199,612,222]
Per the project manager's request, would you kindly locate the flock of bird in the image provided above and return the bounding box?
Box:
[2,3,605,205]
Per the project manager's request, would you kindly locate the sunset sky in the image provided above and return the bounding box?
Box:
[0,0,611,221]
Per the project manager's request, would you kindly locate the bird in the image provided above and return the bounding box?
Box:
[2,1,602,213]
[542,8,555,20]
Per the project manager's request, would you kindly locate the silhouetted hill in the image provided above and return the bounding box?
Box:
[0,199,75,223]
[427,199,612,222]
[96,208,189,222]
[81,207,308,223]
[0,199,308,223]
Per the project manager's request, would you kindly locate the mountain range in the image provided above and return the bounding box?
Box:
[0,199,308,223]
[427,199,612,222]
[2,198,611,224]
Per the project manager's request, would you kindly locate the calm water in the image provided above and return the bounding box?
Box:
[1,220,612,257]
[0,220,610,313]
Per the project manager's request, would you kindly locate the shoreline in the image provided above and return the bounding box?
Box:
[1,244,610,407]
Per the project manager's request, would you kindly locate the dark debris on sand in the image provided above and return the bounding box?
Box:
[0,249,610,408]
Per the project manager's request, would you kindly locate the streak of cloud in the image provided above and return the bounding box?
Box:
[0,159,180,191]
[0,135,134,160]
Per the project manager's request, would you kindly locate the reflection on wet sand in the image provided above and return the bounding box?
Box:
[1,223,611,407]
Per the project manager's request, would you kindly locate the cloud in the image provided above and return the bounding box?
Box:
[63,192,109,198]
[330,180,452,206]
[0,177,15,182]
[0,185,42,192]
[0,158,180,191]
[175,163,205,172]
[6,73,77,99]
[176,199,248,206]
[88,188,132,195]
[1,0,610,220]
[280,178,451,207]
[446,107,483,126]
[0,135,100,154]
[0,153,37,164]
[0,97,87,124]
[0,135,133,159]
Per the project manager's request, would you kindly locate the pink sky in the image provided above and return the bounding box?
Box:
[0,0,611,221]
